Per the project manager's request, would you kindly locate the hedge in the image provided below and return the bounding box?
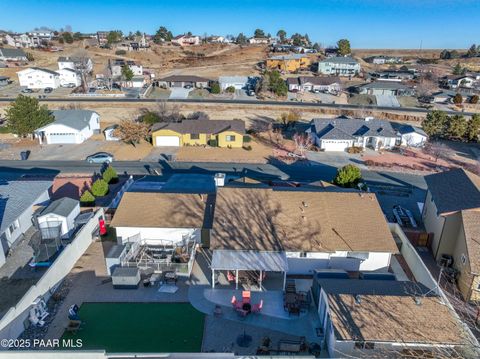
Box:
[80,190,95,206]
[103,166,119,184]
[91,179,109,197]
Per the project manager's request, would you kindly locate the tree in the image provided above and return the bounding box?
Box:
[465,114,480,142]
[423,142,450,162]
[236,33,248,45]
[293,133,312,155]
[79,190,95,206]
[467,44,478,58]
[153,26,173,43]
[453,93,463,105]
[121,65,134,81]
[439,49,449,59]
[141,110,161,125]
[254,29,266,38]
[102,166,118,184]
[313,42,321,52]
[333,164,362,188]
[453,63,463,75]
[446,115,467,139]
[113,119,149,146]
[62,32,73,44]
[276,29,287,43]
[278,109,301,128]
[25,52,34,61]
[470,95,479,104]
[107,30,122,44]
[422,110,449,138]
[210,82,220,94]
[291,33,305,47]
[5,95,54,137]
[262,70,288,97]
[225,86,235,93]
[73,32,82,40]
[337,39,351,56]
[91,179,109,197]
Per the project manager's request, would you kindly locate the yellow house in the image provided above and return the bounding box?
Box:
[151,119,245,148]
[266,54,312,73]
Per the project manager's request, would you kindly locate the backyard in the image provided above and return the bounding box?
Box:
[61,302,204,353]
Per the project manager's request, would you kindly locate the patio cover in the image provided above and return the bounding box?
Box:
[211,250,288,272]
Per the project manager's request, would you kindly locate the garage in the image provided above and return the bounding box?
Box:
[155,135,180,147]
[46,133,78,144]
[321,140,352,152]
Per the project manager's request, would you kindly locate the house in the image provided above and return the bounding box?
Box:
[171,34,200,46]
[369,70,416,81]
[208,36,225,43]
[286,76,341,93]
[36,197,80,239]
[34,110,100,144]
[104,124,120,141]
[423,168,480,302]
[28,30,53,46]
[397,125,428,147]
[56,68,81,87]
[158,75,210,89]
[365,55,402,64]
[110,59,143,78]
[0,76,10,86]
[357,81,415,96]
[0,175,52,267]
[5,33,35,48]
[151,119,245,147]
[17,67,60,89]
[266,54,312,73]
[324,48,339,57]
[318,57,360,77]
[218,76,258,91]
[440,75,476,89]
[0,48,28,62]
[96,31,109,45]
[58,56,93,73]
[248,37,270,44]
[308,116,397,151]
[315,278,466,357]
[432,90,474,103]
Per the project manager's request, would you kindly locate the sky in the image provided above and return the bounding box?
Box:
[2,0,480,49]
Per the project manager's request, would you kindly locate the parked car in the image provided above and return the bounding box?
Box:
[21,88,33,93]
[88,87,96,93]
[86,152,114,164]
[44,87,53,93]
[96,85,107,90]
[184,84,193,89]
[61,83,76,88]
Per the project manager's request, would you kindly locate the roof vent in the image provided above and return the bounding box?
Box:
[354,294,361,304]
[302,216,307,221]
[365,116,374,122]
[414,296,422,306]
[302,201,308,208]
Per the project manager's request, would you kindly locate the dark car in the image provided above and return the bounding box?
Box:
[184,84,193,89]
[86,152,114,164]
[44,87,53,93]
[20,88,33,93]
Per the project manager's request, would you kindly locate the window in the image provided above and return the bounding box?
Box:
[190,134,200,140]
[226,135,236,142]
[9,220,19,234]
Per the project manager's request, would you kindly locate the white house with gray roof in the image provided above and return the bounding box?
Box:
[17,67,60,89]
[0,48,28,62]
[0,176,52,267]
[36,197,80,239]
[34,110,100,144]
[308,116,397,151]
[317,57,360,77]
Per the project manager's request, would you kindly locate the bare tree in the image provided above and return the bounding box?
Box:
[113,119,149,146]
[293,132,312,155]
[423,142,451,163]
[72,49,92,93]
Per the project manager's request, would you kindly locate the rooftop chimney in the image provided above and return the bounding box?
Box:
[214,173,225,187]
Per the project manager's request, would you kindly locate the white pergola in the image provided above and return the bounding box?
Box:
[210,249,289,290]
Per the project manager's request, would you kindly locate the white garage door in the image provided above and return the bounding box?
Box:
[47,134,77,144]
[155,136,180,147]
[322,140,351,151]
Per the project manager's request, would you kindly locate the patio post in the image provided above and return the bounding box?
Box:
[212,269,215,288]
[235,269,239,290]
[283,271,286,291]
[259,270,262,291]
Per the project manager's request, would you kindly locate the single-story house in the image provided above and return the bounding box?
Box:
[158,75,210,88]
[440,75,476,89]
[58,56,93,73]
[357,81,415,96]
[364,55,402,64]
[218,76,258,91]
[17,67,60,89]
[35,110,100,145]
[151,119,245,148]
[248,37,270,44]
[266,54,312,73]
[0,48,28,62]
[56,68,81,87]
[370,70,416,81]
[308,116,397,151]
[0,76,10,86]
[317,57,360,77]
[432,90,474,104]
[0,176,52,267]
[397,124,428,147]
[423,168,480,302]
[287,76,341,93]
[171,34,200,46]
[36,197,80,239]
[316,278,466,357]
[104,124,120,141]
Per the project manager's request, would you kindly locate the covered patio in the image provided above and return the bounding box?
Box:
[210,250,288,291]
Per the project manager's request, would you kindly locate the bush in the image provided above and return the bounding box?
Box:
[115,49,127,55]
[91,179,109,197]
[453,93,463,105]
[471,95,479,104]
[226,86,236,93]
[208,139,218,147]
[102,166,119,184]
[333,164,362,188]
[80,190,95,206]
[346,146,363,154]
[210,82,220,94]
[243,145,252,151]
[141,111,160,125]
[243,135,252,143]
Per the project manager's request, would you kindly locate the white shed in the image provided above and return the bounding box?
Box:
[37,197,80,239]
[104,124,120,141]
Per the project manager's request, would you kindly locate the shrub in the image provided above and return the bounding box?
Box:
[453,93,463,105]
[225,86,235,93]
[333,164,362,188]
[80,190,95,206]
[102,166,119,184]
[243,135,252,143]
[208,139,218,147]
[91,179,109,197]
[346,146,363,154]
[115,49,127,55]
[243,145,252,151]
[471,95,479,104]
[26,52,34,61]
[210,82,220,94]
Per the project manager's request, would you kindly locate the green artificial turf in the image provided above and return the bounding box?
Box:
[62,302,204,352]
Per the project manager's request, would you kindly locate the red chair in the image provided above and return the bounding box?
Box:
[231,295,237,307]
[227,271,236,282]
[252,299,263,313]
[242,290,251,303]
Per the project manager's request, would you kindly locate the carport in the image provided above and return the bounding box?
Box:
[210,249,288,291]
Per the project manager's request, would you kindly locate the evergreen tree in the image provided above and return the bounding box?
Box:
[6,95,54,136]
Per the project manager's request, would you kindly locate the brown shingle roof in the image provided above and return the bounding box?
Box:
[299,76,341,86]
[211,187,398,253]
[152,119,245,135]
[461,210,480,274]
[110,192,210,228]
[159,75,210,83]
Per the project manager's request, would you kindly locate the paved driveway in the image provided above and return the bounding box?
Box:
[376,94,401,107]
[169,87,192,99]
[29,140,106,161]
[306,150,369,169]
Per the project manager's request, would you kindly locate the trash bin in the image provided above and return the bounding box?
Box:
[20,150,30,160]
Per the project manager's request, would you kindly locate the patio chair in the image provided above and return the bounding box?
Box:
[242,290,251,303]
[252,299,263,314]
[227,271,236,282]
[231,295,238,307]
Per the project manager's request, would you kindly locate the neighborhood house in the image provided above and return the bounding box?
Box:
[158,75,210,89]
[317,57,360,77]
[17,67,60,89]
[266,54,312,73]
[287,76,341,93]
[0,48,28,62]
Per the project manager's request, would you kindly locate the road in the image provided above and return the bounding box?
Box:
[0,97,473,116]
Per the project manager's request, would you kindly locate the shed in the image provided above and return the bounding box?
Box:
[37,197,80,239]
[112,267,140,289]
[105,244,127,275]
[104,124,120,141]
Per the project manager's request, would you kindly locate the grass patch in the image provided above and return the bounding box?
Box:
[0,126,12,134]
[348,94,377,106]
[61,303,204,352]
